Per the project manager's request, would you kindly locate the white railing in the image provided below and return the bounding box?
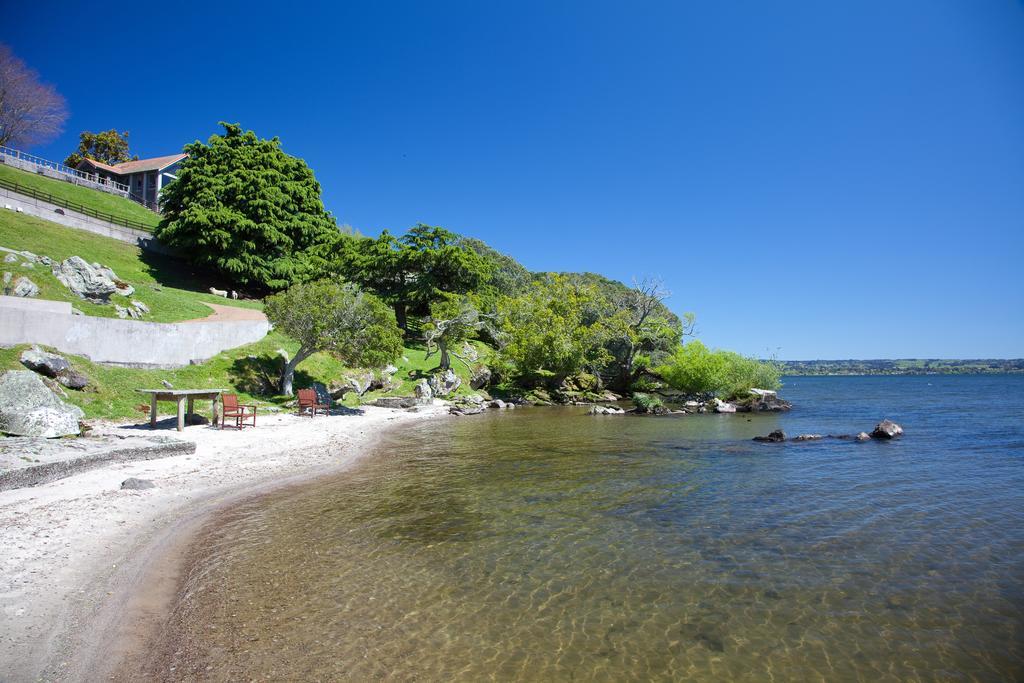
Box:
[0,145,131,196]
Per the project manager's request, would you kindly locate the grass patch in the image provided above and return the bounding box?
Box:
[0,211,261,322]
[0,162,161,230]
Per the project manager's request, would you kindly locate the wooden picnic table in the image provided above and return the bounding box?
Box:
[136,389,225,432]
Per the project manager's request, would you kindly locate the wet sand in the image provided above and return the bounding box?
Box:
[0,403,448,681]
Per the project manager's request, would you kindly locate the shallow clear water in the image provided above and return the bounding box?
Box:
[159,376,1024,681]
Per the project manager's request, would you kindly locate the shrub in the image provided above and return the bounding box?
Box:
[655,341,781,399]
[632,392,665,414]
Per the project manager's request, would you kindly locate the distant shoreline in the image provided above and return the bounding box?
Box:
[779,359,1024,376]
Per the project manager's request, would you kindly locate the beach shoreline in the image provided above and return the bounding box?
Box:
[0,403,449,681]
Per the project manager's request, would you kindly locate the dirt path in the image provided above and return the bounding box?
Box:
[182,301,267,323]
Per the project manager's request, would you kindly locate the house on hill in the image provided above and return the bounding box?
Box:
[75,153,187,210]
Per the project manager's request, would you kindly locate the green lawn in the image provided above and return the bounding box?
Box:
[0,210,262,322]
[0,162,161,231]
[0,336,485,421]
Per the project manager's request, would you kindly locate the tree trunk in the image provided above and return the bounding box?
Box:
[439,341,450,371]
[394,303,408,331]
[279,346,312,396]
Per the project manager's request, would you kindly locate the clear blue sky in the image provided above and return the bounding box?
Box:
[7,1,1023,359]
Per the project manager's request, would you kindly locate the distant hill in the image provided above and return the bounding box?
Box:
[779,359,1024,376]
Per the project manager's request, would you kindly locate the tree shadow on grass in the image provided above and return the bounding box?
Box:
[229,355,313,397]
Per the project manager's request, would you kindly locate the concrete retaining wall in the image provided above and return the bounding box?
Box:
[0,186,174,256]
[0,296,270,367]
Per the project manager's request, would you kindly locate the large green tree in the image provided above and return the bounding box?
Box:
[157,122,339,291]
[63,129,135,168]
[338,224,490,329]
[264,280,403,396]
[495,275,611,384]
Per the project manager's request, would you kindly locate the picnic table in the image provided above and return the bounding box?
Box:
[136,389,225,432]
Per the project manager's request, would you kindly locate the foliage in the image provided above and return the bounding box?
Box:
[264,280,403,395]
[157,122,339,292]
[333,224,490,329]
[0,209,261,322]
[495,275,611,383]
[0,44,67,148]
[459,236,532,298]
[423,295,486,371]
[63,129,136,168]
[0,163,160,229]
[631,392,664,414]
[656,341,782,399]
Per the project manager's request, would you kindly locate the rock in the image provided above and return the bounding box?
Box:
[753,429,786,443]
[373,397,419,409]
[489,399,507,409]
[414,379,433,401]
[161,380,174,389]
[793,434,823,441]
[713,398,737,413]
[131,300,149,314]
[470,365,492,390]
[11,276,39,297]
[461,342,480,362]
[856,431,872,442]
[342,371,377,396]
[871,419,904,440]
[91,264,133,297]
[429,368,462,397]
[589,405,625,415]
[0,370,84,437]
[749,388,778,398]
[382,364,398,376]
[115,305,130,319]
[121,478,156,490]
[20,346,72,378]
[310,382,332,406]
[4,252,17,263]
[52,256,118,302]
[58,370,89,391]
[2,271,10,290]
[20,261,33,268]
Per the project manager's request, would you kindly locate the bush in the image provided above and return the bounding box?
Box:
[655,341,781,399]
[632,392,665,414]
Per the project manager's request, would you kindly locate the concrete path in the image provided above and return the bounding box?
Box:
[182,301,267,323]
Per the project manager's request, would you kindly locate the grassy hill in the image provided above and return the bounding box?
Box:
[0,210,261,322]
[0,162,161,231]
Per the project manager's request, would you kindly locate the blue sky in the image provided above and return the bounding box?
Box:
[7,1,1023,359]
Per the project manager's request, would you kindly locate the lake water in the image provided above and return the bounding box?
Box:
[152,376,1024,681]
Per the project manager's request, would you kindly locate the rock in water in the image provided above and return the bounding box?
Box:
[51,256,118,302]
[121,478,156,490]
[0,370,84,437]
[753,429,787,443]
[856,431,872,442]
[11,276,39,297]
[871,419,904,439]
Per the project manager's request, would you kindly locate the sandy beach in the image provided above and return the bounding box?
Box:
[0,403,448,681]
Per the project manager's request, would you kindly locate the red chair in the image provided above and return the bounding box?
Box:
[297,388,330,417]
[221,393,256,429]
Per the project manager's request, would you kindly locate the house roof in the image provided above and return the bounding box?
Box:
[78,153,187,175]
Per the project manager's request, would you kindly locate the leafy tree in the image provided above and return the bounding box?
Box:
[63,129,136,168]
[263,280,403,395]
[423,296,487,371]
[156,122,339,291]
[338,224,490,329]
[496,275,611,384]
[0,44,67,148]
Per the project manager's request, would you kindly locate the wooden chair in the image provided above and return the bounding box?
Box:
[297,388,330,417]
[221,393,257,429]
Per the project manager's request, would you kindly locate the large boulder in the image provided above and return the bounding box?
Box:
[470,365,492,390]
[51,256,118,302]
[19,346,89,390]
[753,429,786,443]
[414,378,433,400]
[871,419,904,439]
[0,370,84,437]
[429,368,462,397]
